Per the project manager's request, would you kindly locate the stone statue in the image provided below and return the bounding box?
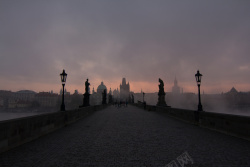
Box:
[159,78,164,94]
[80,78,91,107]
[157,78,167,106]
[85,79,90,94]
[102,89,107,104]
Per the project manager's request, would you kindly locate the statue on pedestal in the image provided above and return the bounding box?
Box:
[157,78,167,106]
[102,89,107,104]
[80,79,91,107]
[85,79,90,94]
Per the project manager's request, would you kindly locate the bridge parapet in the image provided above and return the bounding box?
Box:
[0,105,108,154]
[132,103,250,141]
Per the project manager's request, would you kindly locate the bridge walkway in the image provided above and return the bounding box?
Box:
[0,105,250,167]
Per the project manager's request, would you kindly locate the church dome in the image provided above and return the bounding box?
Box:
[97,82,107,94]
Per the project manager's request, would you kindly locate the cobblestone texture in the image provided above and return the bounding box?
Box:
[0,105,250,167]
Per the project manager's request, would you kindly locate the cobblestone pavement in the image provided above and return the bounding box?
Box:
[1,105,250,167]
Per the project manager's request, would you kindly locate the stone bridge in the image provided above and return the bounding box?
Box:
[0,105,250,167]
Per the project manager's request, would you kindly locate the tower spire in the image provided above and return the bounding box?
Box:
[174,76,178,86]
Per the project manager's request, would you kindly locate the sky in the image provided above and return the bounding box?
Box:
[0,0,250,94]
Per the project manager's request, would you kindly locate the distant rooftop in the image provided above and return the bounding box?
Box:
[229,87,238,93]
[16,90,37,94]
[35,92,58,97]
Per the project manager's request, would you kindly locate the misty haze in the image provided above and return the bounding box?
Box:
[0,0,250,166]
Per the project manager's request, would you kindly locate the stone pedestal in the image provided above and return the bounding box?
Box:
[83,93,90,107]
[157,92,167,106]
[102,90,107,105]
[80,93,90,107]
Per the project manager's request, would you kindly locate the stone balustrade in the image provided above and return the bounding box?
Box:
[132,103,250,141]
[0,105,108,153]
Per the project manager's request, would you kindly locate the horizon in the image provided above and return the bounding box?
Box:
[1,77,248,95]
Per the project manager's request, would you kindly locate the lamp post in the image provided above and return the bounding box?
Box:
[195,70,203,111]
[143,92,145,103]
[60,69,67,111]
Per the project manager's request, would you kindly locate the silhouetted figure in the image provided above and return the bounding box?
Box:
[157,78,167,106]
[102,89,107,105]
[131,94,134,103]
[80,79,90,107]
[85,79,90,93]
[159,78,164,92]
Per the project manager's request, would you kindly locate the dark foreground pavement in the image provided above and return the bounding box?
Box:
[0,105,250,167]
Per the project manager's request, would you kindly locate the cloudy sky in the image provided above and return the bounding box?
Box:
[0,0,250,94]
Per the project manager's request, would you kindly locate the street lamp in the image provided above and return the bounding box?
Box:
[60,69,67,111]
[195,70,203,111]
[143,92,145,103]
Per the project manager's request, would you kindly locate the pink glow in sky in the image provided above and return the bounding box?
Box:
[0,1,250,94]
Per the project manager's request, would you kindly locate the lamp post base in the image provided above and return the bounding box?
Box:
[198,104,203,111]
[61,104,65,111]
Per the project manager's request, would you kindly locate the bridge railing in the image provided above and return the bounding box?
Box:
[132,103,250,141]
[0,105,108,154]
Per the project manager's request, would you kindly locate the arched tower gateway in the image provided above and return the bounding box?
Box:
[120,78,130,102]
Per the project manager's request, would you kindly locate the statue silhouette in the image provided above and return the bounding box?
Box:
[80,78,91,107]
[102,89,107,104]
[85,79,90,94]
[158,78,165,94]
[157,78,167,106]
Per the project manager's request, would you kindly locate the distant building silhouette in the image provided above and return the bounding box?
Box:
[35,92,59,107]
[172,77,181,95]
[120,78,130,101]
[97,82,107,94]
[70,90,82,109]
[226,87,238,95]
[0,97,4,108]
[108,88,113,104]
[90,82,107,105]
[14,90,36,101]
[113,88,119,102]
[60,88,70,95]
